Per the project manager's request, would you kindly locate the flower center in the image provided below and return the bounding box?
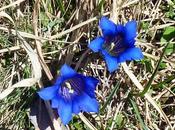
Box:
[103,35,126,56]
[64,81,74,93]
[60,77,84,99]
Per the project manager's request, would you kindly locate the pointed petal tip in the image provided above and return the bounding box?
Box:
[117,47,144,63]
[38,86,57,100]
[76,93,99,113]
[124,20,137,44]
[99,16,117,37]
[51,96,59,108]
[83,76,99,98]
[102,50,119,73]
[57,99,73,125]
[60,64,77,78]
[88,37,105,52]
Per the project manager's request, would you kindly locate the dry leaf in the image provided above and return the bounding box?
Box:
[0,35,41,100]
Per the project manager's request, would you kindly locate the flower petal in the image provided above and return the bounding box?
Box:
[124,21,137,46]
[76,92,99,113]
[88,37,105,52]
[99,17,117,38]
[57,98,72,125]
[72,99,80,114]
[83,76,99,98]
[38,86,58,100]
[60,64,76,78]
[51,95,59,108]
[116,24,125,34]
[55,76,64,85]
[102,50,118,73]
[117,47,144,63]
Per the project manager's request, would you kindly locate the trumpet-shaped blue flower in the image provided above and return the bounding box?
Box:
[89,17,143,72]
[38,64,99,125]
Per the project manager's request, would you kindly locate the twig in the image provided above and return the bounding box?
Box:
[121,62,173,129]
[0,45,21,53]
[0,0,25,11]
[79,113,98,130]
[32,0,65,129]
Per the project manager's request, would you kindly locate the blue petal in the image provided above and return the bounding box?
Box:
[38,86,58,100]
[116,24,125,34]
[57,98,72,125]
[101,50,118,73]
[99,17,117,37]
[60,64,76,78]
[72,99,80,114]
[55,76,64,85]
[83,76,99,98]
[51,95,59,108]
[124,21,137,46]
[88,37,105,52]
[76,92,99,113]
[117,47,144,63]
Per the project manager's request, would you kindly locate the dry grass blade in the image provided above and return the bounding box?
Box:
[0,11,14,24]
[33,0,53,81]
[79,113,98,130]
[49,12,110,40]
[0,0,26,11]
[143,52,175,67]
[121,0,139,8]
[111,0,173,128]
[20,35,42,79]
[149,22,175,31]
[0,45,21,53]
[0,34,41,100]
[31,0,66,129]
[0,0,174,129]
[121,62,173,129]
[0,12,110,42]
[0,78,38,99]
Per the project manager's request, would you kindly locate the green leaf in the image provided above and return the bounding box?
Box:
[142,58,152,73]
[141,22,149,30]
[56,0,65,14]
[161,26,175,43]
[130,98,149,130]
[39,12,49,27]
[165,43,175,55]
[159,62,167,69]
[100,82,120,113]
[140,42,170,96]
[115,113,126,129]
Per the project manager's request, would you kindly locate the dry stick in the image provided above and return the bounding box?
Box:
[49,11,110,40]
[32,0,64,129]
[0,45,21,53]
[79,113,98,130]
[111,0,173,129]
[0,11,109,42]
[75,48,99,130]
[0,18,174,43]
[1,46,174,69]
[143,52,175,67]
[75,49,90,71]
[110,89,130,130]
[33,0,53,81]
[38,81,66,130]
[0,0,25,11]
[122,62,173,129]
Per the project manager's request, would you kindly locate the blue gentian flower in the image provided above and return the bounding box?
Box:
[89,17,143,72]
[38,64,99,125]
